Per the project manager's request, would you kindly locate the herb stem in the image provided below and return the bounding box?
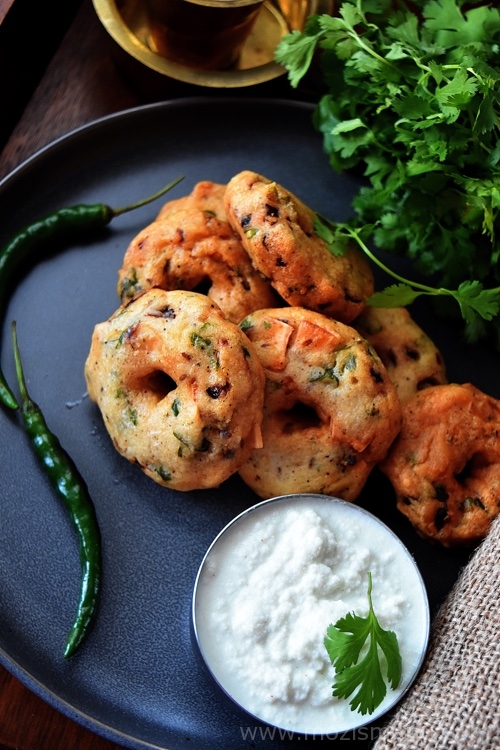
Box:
[367,570,373,601]
[340,5,396,71]
[341,225,440,295]
[348,31,392,70]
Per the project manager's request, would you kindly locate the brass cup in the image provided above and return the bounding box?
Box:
[92,0,335,90]
[145,0,266,71]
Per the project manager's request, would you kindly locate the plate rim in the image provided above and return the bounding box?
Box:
[0,97,316,191]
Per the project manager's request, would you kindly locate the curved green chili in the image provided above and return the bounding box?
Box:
[11,320,102,657]
[0,176,184,410]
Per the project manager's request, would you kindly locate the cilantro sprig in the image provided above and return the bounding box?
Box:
[324,572,402,716]
[276,0,500,344]
[315,214,500,341]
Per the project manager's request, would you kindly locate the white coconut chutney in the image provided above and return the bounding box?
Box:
[192,493,429,735]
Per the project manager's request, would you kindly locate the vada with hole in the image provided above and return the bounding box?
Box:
[85,289,265,491]
[238,307,402,500]
[117,181,278,324]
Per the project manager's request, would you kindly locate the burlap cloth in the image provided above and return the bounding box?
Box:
[372,515,500,750]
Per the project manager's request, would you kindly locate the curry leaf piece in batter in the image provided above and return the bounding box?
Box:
[324,572,402,716]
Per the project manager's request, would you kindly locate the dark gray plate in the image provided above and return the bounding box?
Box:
[0,99,486,749]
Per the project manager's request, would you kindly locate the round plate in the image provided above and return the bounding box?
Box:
[0,98,482,749]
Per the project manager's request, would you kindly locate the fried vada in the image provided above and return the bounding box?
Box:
[380,382,500,546]
[238,307,402,500]
[117,182,278,324]
[354,306,447,403]
[224,170,374,323]
[85,289,265,491]
[156,180,227,221]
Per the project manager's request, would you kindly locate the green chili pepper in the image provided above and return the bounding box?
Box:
[0,177,184,410]
[11,320,102,658]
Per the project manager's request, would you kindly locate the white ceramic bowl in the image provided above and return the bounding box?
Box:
[192,493,430,736]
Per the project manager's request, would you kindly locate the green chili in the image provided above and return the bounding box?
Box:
[0,177,184,410]
[11,320,102,658]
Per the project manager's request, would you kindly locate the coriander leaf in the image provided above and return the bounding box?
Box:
[450,281,500,323]
[434,68,477,108]
[392,92,433,120]
[428,59,444,85]
[368,283,425,307]
[463,311,489,345]
[314,214,377,256]
[423,0,465,34]
[274,26,323,88]
[363,154,394,188]
[314,213,350,255]
[325,617,366,672]
[386,10,420,47]
[474,90,497,135]
[489,142,500,169]
[339,3,365,31]
[333,117,367,134]
[424,1,500,48]
[330,642,388,715]
[331,119,374,159]
[385,42,411,61]
[324,572,402,716]
[280,0,500,343]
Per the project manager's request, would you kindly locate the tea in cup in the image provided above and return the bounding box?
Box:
[146,0,265,70]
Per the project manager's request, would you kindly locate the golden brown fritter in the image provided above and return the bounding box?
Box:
[85,289,265,491]
[224,170,374,323]
[156,180,228,221]
[238,307,402,500]
[379,383,500,546]
[117,184,278,324]
[354,306,447,403]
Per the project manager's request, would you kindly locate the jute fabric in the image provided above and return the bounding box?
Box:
[373,516,500,750]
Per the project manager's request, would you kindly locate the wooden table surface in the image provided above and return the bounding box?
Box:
[0,0,317,181]
[0,2,315,748]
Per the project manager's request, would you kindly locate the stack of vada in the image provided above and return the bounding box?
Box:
[85,170,500,547]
